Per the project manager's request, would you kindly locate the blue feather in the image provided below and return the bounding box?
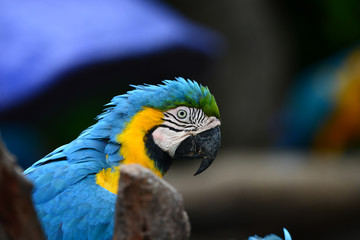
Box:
[105,141,120,155]
[249,228,292,240]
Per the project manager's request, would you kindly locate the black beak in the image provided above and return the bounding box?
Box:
[174,126,221,176]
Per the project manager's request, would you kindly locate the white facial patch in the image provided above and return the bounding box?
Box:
[152,106,221,157]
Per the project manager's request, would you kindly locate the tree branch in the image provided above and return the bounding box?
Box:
[113,164,190,240]
[0,136,44,240]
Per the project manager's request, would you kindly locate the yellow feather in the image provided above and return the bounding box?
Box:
[117,107,164,177]
[95,166,120,194]
[96,107,164,194]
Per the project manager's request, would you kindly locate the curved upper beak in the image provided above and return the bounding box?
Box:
[174,126,221,175]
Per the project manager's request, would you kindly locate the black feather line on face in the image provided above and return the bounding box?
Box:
[166,112,189,124]
[158,124,183,132]
[162,119,190,128]
[144,127,173,175]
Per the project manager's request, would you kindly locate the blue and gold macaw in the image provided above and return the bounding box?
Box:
[24,78,221,240]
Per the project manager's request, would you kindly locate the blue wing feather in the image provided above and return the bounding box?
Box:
[36,175,115,240]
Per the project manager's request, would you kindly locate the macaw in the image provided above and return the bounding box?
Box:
[249,228,292,240]
[24,78,221,240]
[276,47,360,153]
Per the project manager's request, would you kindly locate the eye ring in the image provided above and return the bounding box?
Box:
[177,109,187,119]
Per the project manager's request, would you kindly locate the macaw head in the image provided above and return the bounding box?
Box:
[100,77,221,177]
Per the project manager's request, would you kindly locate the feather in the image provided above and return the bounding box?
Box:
[249,228,292,240]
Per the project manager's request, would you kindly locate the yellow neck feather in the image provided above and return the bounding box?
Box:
[117,107,164,177]
[96,107,164,194]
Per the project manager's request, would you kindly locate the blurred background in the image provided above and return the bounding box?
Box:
[1,0,360,239]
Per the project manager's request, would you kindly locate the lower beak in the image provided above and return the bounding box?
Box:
[174,126,221,175]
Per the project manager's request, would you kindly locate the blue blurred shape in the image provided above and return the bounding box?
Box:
[249,228,292,240]
[0,0,221,112]
[275,49,351,149]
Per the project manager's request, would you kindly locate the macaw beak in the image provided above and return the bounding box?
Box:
[174,126,221,175]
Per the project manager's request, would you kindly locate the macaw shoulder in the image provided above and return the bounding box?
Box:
[36,175,116,240]
[25,140,112,204]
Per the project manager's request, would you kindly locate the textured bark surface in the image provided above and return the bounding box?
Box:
[113,164,190,240]
[0,137,44,240]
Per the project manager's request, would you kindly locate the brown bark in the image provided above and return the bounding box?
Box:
[0,137,44,240]
[113,164,190,240]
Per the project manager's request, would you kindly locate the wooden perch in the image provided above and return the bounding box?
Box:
[113,164,190,240]
[0,137,44,240]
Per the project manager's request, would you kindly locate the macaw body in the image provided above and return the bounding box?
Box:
[24,78,221,240]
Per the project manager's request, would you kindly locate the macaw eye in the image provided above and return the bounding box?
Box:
[177,109,187,119]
